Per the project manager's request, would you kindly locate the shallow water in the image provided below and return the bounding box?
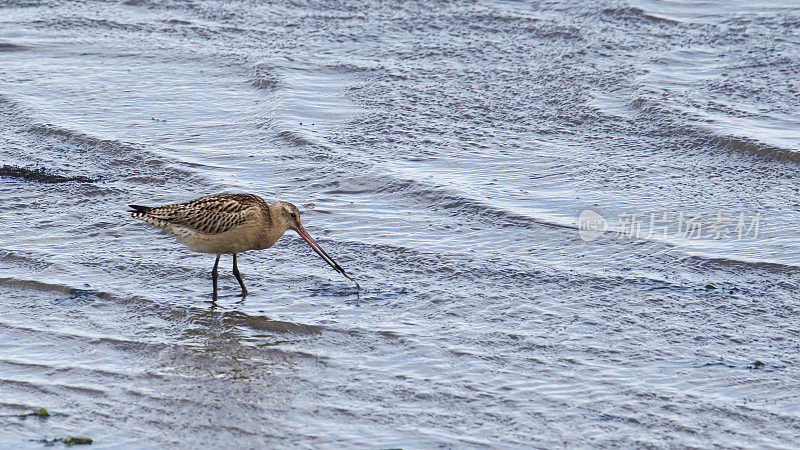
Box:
[1,0,800,447]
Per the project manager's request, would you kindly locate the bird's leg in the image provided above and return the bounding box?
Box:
[211,254,220,301]
[232,253,248,297]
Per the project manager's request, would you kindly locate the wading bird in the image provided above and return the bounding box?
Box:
[129,193,359,300]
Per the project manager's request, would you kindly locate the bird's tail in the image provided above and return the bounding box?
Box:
[128,204,177,232]
[128,204,152,215]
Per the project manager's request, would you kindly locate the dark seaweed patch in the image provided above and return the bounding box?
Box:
[0,165,99,183]
[18,407,51,418]
[748,360,765,369]
[36,436,93,446]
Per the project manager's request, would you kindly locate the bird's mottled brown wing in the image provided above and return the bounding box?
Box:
[131,193,265,235]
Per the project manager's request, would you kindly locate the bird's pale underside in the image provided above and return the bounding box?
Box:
[130,193,360,299]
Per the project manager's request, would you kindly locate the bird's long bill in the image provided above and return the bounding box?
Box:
[296,225,360,291]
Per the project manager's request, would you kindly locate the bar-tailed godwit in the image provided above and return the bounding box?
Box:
[129,193,359,299]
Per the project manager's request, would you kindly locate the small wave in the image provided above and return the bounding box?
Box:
[527,23,583,40]
[622,96,800,164]
[601,6,679,24]
[163,18,192,25]
[0,276,116,299]
[680,254,800,276]
[0,250,52,272]
[222,311,322,335]
[25,123,135,153]
[36,16,144,33]
[1,95,206,186]
[706,134,800,164]
[0,266,325,339]
[0,42,29,52]
[370,174,575,232]
[277,130,316,147]
[250,63,281,91]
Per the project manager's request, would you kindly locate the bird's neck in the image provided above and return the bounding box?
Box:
[252,205,288,250]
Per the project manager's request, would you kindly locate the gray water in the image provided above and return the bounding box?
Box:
[1,0,800,447]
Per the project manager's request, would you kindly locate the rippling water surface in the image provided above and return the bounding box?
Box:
[2,0,800,447]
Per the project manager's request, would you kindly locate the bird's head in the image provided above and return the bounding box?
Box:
[269,200,360,291]
[272,200,302,232]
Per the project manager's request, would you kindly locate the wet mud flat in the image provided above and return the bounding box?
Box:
[1,0,800,447]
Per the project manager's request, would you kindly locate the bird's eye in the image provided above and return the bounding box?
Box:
[290,213,297,219]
